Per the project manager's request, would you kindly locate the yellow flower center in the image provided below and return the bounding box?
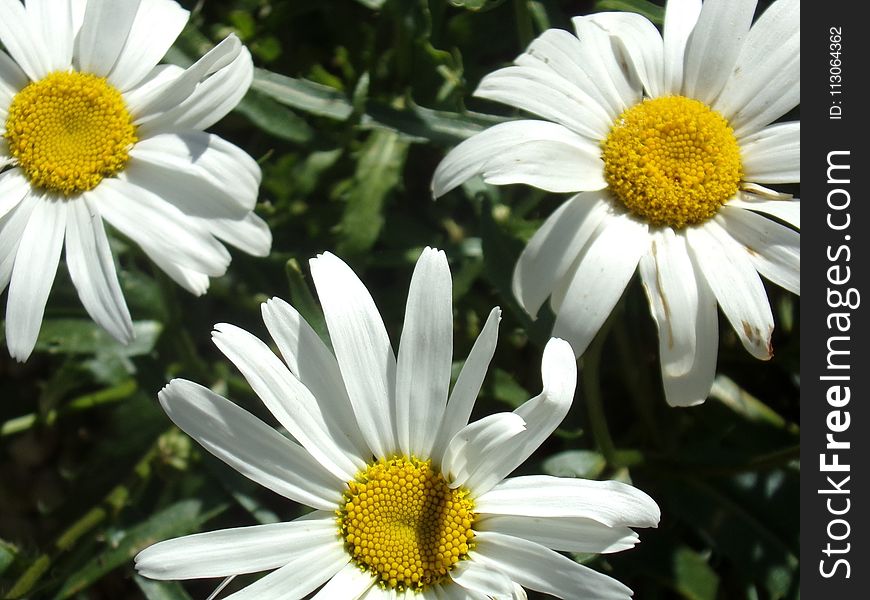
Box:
[337,456,475,591]
[4,71,137,196]
[601,95,742,228]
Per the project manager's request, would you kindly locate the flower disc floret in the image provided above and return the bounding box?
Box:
[5,71,137,196]
[602,95,742,228]
[337,456,475,591]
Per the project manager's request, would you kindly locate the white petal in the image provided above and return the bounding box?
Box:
[586,11,665,99]
[90,178,231,276]
[472,532,633,600]
[64,198,133,344]
[476,475,660,528]
[158,379,343,510]
[512,192,610,318]
[122,63,184,110]
[431,307,501,463]
[135,516,338,579]
[638,229,697,378]
[190,211,271,258]
[261,297,370,461]
[221,539,348,600]
[310,562,376,600]
[0,192,37,293]
[476,514,640,554]
[129,132,260,216]
[0,49,28,115]
[739,122,800,184]
[682,0,757,103]
[75,0,142,76]
[450,559,516,600]
[26,0,75,70]
[107,0,189,91]
[570,17,640,112]
[396,247,453,457]
[687,222,774,360]
[552,212,648,357]
[728,195,800,229]
[432,120,605,198]
[0,168,30,220]
[443,413,527,490]
[138,47,253,135]
[309,252,397,459]
[132,35,242,120]
[466,339,576,496]
[475,66,612,139]
[212,323,367,480]
[0,0,52,80]
[714,0,800,137]
[6,196,66,361]
[138,247,211,296]
[660,264,719,408]
[662,0,702,95]
[717,206,799,295]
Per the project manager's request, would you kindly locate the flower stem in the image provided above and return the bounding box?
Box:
[581,323,618,465]
[513,0,534,50]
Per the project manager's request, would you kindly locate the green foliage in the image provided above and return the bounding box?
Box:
[0,1,799,599]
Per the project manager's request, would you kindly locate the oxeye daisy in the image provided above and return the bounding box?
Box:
[135,248,660,599]
[432,0,799,407]
[0,0,270,361]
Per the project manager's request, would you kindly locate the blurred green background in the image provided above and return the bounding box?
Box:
[0,0,798,598]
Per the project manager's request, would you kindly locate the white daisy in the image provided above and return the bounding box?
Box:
[432,0,799,407]
[135,248,660,599]
[0,0,271,361]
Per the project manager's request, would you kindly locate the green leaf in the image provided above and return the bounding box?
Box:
[355,0,386,9]
[542,450,606,479]
[236,89,314,143]
[0,539,17,577]
[251,68,353,120]
[448,0,508,12]
[285,259,329,345]
[363,102,507,145]
[337,129,410,255]
[133,576,193,600]
[671,546,720,600]
[33,320,161,356]
[594,0,665,24]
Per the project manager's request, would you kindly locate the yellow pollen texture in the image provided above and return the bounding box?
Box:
[337,456,475,591]
[601,95,742,228]
[4,71,137,196]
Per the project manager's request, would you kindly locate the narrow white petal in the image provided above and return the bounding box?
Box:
[0,49,29,113]
[90,178,231,277]
[571,17,641,112]
[0,168,30,220]
[687,222,774,360]
[396,248,453,457]
[135,516,338,580]
[476,475,660,528]
[467,339,576,496]
[728,195,800,229]
[662,0,702,94]
[310,561,376,599]
[261,297,370,461]
[431,307,501,463]
[512,192,610,318]
[476,514,640,554]
[660,265,719,408]
[6,197,66,361]
[75,0,142,76]
[450,559,515,600]
[309,252,397,458]
[138,246,211,296]
[212,323,367,480]
[0,192,37,293]
[475,66,612,139]
[65,198,133,344]
[472,532,633,600]
[129,132,260,216]
[0,0,52,79]
[158,379,343,510]
[714,0,800,137]
[190,211,272,258]
[717,206,800,296]
[638,229,697,378]
[122,63,184,110]
[221,539,348,600]
[586,11,665,99]
[138,47,253,135]
[26,0,75,70]
[552,213,649,357]
[108,0,189,91]
[443,413,527,489]
[739,122,800,184]
[682,0,757,103]
[431,120,605,198]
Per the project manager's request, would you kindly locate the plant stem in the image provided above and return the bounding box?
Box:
[513,0,534,50]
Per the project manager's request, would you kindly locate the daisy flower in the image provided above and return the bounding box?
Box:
[135,248,660,599]
[0,0,270,361]
[432,0,800,407]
